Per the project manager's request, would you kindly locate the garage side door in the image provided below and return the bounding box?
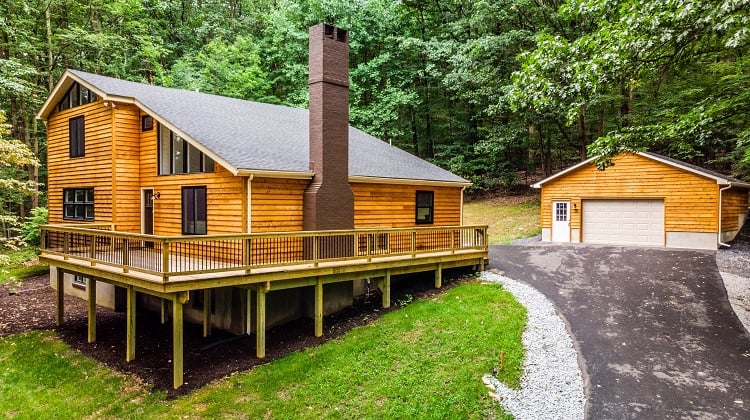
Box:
[582,199,665,246]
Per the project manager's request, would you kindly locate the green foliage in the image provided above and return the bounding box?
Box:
[19,207,48,246]
[1,282,524,418]
[2,0,749,236]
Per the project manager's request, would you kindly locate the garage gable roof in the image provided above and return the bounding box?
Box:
[532,152,750,189]
[37,69,470,186]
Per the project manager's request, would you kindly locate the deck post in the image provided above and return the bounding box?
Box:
[126,285,136,362]
[87,278,97,343]
[173,295,184,389]
[161,240,170,281]
[382,270,391,308]
[203,289,212,337]
[161,298,168,324]
[315,278,323,337]
[55,267,64,326]
[122,239,129,273]
[435,263,443,289]
[256,288,266,359]
[246,289,252,335]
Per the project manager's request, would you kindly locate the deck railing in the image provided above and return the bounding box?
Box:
[41,225,488,281]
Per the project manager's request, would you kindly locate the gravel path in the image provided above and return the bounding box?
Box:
[718,220,750,333]
[479,271,586,420]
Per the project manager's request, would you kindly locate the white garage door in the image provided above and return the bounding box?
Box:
[582,200,664,246]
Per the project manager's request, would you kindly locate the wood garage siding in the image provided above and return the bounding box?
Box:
[351,183,462,228]
[540,154,720,235]
[47,99,114,225]
[721,187,750,232]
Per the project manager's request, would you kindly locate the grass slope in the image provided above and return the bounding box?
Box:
[1,281,525,418]
[463,195,541,244]
[0,248,48,285]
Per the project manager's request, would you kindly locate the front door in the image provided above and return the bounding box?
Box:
[552,201,570,242]
[143,189,155,248]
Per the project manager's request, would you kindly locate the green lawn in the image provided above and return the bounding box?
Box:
[0,248,48,285]
[0,281,525,418]
[464,195,541,244]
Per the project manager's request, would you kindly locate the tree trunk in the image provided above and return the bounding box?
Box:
[410,105,420,156]
[46,2,54,91]
[577,110,587,160]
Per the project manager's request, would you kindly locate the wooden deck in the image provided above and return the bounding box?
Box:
[40,224,488,389]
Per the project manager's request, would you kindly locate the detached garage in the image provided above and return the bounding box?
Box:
[532,152,750,250]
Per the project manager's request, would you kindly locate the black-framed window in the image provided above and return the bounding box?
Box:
[63,188,94,221]
[142,115,154,131]
[158,125,214,175]
[415,191,434,224]
[57,82,97,112]
[182,186,207,235]
[72,275,88,289]
[69,116,85,158]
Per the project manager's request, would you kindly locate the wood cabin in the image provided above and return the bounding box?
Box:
[532,152,750,249]
[35,24,488,388]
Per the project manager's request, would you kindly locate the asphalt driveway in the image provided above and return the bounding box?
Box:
[489,244,750,419]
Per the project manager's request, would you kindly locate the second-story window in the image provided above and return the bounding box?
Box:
[69,116,85,158]
[158,125,214,175]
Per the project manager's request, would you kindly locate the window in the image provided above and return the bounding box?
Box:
[415,191,434,224]
[69,116,85,157]
[57,82,97,112]
[142,115,154,131]
[555,202,568,222]
[63,188,94,221]
[182,186,207,235]
[158,125,214,175]
[72,275,88,289]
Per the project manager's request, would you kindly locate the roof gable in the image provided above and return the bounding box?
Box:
[38,70,469,185]
[532,152,750,189]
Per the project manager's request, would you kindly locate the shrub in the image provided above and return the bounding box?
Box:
[19,207,48,246]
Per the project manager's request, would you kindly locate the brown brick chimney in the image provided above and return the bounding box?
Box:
[304,23,354,231]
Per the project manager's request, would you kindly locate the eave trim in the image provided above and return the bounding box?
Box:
[348,175,472,187]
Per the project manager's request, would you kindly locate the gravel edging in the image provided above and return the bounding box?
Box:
[479,271,586,420]
[719,272,750,334]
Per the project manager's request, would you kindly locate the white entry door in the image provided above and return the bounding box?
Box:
[552,201,571,242]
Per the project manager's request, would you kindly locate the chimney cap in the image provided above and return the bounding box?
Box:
[310,23,348,43]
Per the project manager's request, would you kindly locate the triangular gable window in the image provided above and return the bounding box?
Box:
[57,82,98,112]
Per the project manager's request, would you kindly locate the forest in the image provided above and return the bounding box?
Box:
[1,0,749,237]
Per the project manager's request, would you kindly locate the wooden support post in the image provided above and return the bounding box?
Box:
[256,288,266,359]
[55,267,64,326]
[126,285,136,362]
[161,298,168,324]
[479,258,485,271]
[203,289,212,338]
[315,278,323,337]
[87,278,96,343]
[435,263,443,289]
[251,289,253,335]
[382,270,391,309]
[173,295,184,389]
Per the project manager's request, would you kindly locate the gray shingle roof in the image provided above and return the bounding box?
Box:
[67,70,468,184]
